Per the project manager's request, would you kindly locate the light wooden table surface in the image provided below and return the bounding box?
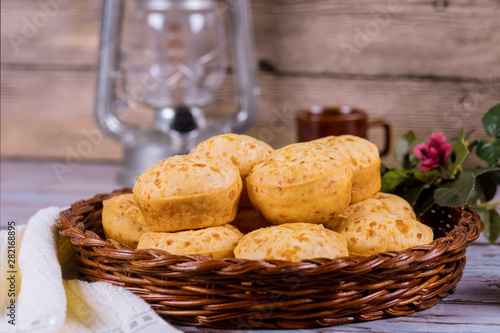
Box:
[1,160,499,332]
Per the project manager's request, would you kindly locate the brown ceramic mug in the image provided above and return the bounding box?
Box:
[297,106,392,156]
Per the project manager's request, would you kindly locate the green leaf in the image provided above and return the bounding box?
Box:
[468,139,479,153]
[380,162,394,176]
[395,130,420,169]
[476,208,491,242]
[381,169,409,193]
[483,209,500,243]
[476,140,500,166]
[477,208,489,227]
[434,172,476,207]
[464,129,475,141]
[472,167,500,177]
[474,174,497,202]
[468,187,484,206]
[414,170,438,183]
[448,129,470,178]
[491,170,500,187]
[482,103,500,138]
[490,210,500,243]
[475,170,500,201]
[414,187,437,217]
[404,183,427,206]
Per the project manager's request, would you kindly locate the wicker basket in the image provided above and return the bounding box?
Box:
[56,188,484,329]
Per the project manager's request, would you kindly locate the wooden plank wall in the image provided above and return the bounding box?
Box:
[2,0,500,168]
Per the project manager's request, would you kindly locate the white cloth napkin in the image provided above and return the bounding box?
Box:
[0,207,181,333]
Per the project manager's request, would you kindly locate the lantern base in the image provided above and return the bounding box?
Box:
[116,120,226,186]
[117,133,194,187]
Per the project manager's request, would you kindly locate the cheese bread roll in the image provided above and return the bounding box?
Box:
[337,212,433,256]
[234,223,348,262]
[138,225,243,259]
[190,134,273,208]
[313,135,381,203]
[324,192,416,231]
[133,155,242,232]
[102,193,149,248]
[246,142,353,225]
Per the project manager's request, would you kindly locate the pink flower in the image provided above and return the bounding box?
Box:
[413,132,452,171]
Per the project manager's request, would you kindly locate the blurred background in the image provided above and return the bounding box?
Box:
[1,0,500,168]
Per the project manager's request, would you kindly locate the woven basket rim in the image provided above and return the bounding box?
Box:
[55,188,484,273]
[54,188,485,329]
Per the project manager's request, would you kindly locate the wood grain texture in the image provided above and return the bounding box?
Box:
[0,0,99,67]
[2,0,500,78]
[0,161,122,228]
[2,67,498,166]
[1,0,499,165]
[251,0,500,78]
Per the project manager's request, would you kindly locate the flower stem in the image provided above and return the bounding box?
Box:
[476,201,500,209]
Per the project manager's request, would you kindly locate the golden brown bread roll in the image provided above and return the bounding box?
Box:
[102,194,150,249]
[230,207,272,234]
[312,135,381,203]
[189,134,274,208]
[336,212,433,256]
[234,223,349,262]
[133,155,242,232]
[190,133,274,179]
[324,192,416,231]
[246,142,353,225]
[137,225,243,259]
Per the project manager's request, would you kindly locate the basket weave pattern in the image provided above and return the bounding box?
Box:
[56,189,483,329]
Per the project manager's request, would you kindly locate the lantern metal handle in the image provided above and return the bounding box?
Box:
[95,0,138,144]
[217,0,260,133]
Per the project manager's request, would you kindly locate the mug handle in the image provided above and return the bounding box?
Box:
[368,120,392,157]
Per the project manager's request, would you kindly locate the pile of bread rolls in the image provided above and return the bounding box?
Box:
[102,134,433,262]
